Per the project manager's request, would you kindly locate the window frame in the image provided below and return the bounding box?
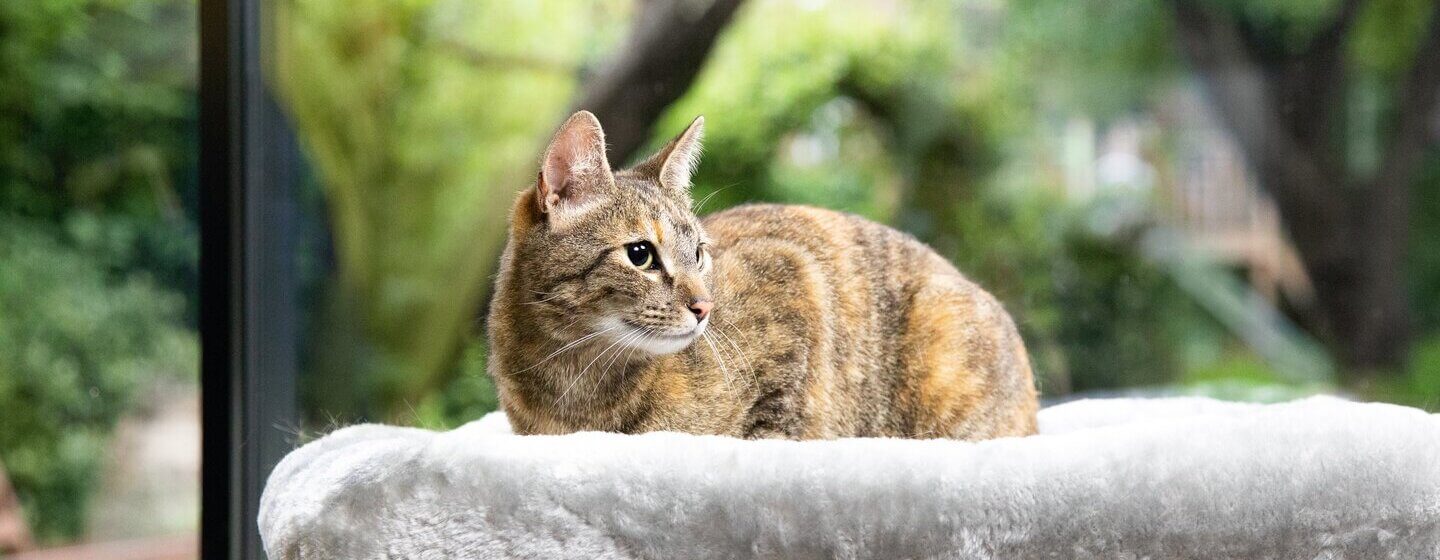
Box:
[198,0,301,557]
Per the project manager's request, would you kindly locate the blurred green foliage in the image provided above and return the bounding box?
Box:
[0,0,194,217]
[1387,159,1440,410]
[410,340,499,430]
[0,0,197,297]
[0,0,197,543]
[1369,336,1440,410]
[1007,0,1175,118]
[1007,0,1440,392]
[1411,157,1440,333]
[0,218,196,542]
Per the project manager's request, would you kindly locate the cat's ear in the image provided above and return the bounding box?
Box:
[635,116,704,195]
[537,111,614,218]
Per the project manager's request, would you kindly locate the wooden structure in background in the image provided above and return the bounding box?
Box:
[0,461,34,554]
[1067,88,1314,306]
[3,459,196,560]
[8,535,196,560]
[1156,90,1313,305]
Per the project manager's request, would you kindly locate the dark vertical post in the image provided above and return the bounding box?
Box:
[199,0,300,557]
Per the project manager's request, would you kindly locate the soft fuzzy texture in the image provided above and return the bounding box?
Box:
[259,397,1440,559]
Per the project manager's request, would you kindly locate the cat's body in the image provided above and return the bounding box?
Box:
[488,112,1038,440]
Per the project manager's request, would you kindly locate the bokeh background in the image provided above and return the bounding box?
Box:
[3,0,1439,556]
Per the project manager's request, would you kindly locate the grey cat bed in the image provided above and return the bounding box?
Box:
[259,397,1440,559]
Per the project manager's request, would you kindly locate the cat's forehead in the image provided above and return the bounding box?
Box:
[607,175,702,244]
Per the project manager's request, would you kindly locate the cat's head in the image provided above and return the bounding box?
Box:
[498,111,713,356]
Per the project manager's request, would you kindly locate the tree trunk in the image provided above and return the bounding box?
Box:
[1168,0,1440,375]
[575,0,747,165]
[1267,169,1413,375]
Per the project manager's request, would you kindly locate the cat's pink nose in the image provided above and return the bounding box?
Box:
[688,299,713,322]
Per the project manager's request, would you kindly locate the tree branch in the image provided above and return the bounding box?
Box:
[1370,0,1440,199]
[1277,0,1363,160]
[574,0,747,165]
[440,40,578,75]
[1306,0,1365,56]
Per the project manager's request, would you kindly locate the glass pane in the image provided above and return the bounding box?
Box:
[274,1,634,428]
[0,0,199,556]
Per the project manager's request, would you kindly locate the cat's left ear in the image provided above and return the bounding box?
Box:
[537,111,615,219]
[635,116,704,195]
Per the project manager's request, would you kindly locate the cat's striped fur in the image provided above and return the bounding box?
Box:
[487,111,1038,439]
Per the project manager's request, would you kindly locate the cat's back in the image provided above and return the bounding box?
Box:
[702,203,952,283]
[698,203,1036,439]
[703,203,856,246]
[701,203,973,337]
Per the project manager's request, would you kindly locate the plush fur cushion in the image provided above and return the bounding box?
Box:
[259,396,1440,559]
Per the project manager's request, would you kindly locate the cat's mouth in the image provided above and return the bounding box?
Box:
[614,318,706,355]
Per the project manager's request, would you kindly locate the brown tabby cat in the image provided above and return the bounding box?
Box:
[487,111,1038,440]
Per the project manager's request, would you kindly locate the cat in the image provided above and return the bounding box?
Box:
[487,111,1038,440]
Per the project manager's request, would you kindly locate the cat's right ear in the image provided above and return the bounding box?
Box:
[536,111,614,220]
[633,115,704,197]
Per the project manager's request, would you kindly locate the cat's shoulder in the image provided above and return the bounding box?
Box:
[701,203,865,229]
[702,203,916,246]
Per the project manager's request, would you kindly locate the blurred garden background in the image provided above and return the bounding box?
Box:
[3,0,1439,556]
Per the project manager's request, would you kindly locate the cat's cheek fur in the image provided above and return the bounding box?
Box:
[632,334,698,356]
[595,315,704,356]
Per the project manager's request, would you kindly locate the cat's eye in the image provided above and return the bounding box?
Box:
[696,244,707,264]
[625,241,656,270]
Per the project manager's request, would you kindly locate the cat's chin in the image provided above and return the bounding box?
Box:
[602,317,706,356]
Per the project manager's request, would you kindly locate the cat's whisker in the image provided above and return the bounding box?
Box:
[615,332,647,381]
[701,332,726,388]
[711,326,748,382]
[554,315,588,337]
[560,328,639,404]
[701,331,733,390]
[703,329,738,381]
[518,325,618,375]
[588,332,630,396]
[713,329,750,389]
[629,333,653,372]
[555,362,593,406]
[594,328,649,391]
[694,182,741,214]
[600,328,647,380]
[521,291,568,306]
[710,323,756,385]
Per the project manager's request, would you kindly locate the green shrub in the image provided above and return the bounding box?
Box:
[409,340,500,430]
[0,216,196,542]
[1368,335,1440,410]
